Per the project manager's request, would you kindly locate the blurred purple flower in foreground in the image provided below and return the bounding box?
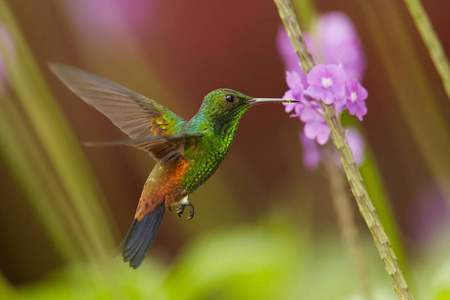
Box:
[299,131,321,170]
[413,183,450,244]
[277,26,306,79]
[277,12,366,81]
[278,12,368,170]
[301,127,366,169]
[63,0,159,45]
[313,12,366,81]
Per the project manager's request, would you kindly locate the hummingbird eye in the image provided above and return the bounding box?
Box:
[225,94,236,103]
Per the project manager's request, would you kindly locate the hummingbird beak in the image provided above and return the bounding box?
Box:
[246,98,299,105]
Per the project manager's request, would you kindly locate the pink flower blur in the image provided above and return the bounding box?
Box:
[313,12,366,81]
[277,12,366,81]
[63,0,159,45]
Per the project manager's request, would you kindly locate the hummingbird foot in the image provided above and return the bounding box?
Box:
[175,197,194,220]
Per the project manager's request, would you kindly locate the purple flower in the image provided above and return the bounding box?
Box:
[346,128,365,166]
[313,12,366,81]
[283,71,305,116]
[299,131,322,170]
[278,12,369,172]
[345,78,368,121]
[306,64,346,105]
[300,103,330,145]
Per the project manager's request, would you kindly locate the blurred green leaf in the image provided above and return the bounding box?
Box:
[0,273,15,300]
[360,147,407,273]
[164,217,303,300]
[17,260,168,300]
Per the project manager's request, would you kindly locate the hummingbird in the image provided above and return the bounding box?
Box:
[50,64,297,269]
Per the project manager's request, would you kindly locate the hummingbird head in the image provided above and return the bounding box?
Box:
[198,88,297,127]
[199,89,252,122]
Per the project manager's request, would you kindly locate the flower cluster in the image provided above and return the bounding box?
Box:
[285,63,368,145]
[277,12,368,169]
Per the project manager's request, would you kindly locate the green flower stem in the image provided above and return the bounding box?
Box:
[292,0,316,30]
[402,0,450,100]
[273,0,414,299]
[323,104,413,300]
[325,156,372,300]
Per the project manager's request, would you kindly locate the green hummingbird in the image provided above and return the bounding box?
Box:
[50,64,297,269]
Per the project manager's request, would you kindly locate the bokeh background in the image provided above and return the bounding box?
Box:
[0,0,449,299]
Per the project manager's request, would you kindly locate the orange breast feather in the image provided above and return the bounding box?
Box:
[135,158,190,221]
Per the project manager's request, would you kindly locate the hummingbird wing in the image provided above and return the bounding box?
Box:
[50,64,186,140]
[84,133,203,164]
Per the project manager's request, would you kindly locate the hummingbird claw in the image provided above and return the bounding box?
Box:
[176,207,183,217]
[187,203,194,220]
[176,201,194,220]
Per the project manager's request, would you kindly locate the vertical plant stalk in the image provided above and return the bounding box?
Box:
[326,158,372,300]
[402,0,450,100]
[273,0,414,299]
[357,0,450,204]
[0,92,86,261]
[0,0,115,260]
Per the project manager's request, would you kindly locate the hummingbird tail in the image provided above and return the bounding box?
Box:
[116,203,165,269]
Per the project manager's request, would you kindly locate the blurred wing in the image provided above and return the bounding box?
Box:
[84,134,204,164]
[50,64,186,139]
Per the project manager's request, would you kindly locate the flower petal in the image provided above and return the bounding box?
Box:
[358,84,368,100]
[291,102,304,118]
[284,102,296,114]
[316,125,330,145]
[307,64,327,85]
[304,122,320,140]
[322,89,335,104]
[300,106,322,123]
[306,85,324,100]
[286,71,302,92]
[327,64,346,84]
[283,90,294,100]
[330,83,346,99]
